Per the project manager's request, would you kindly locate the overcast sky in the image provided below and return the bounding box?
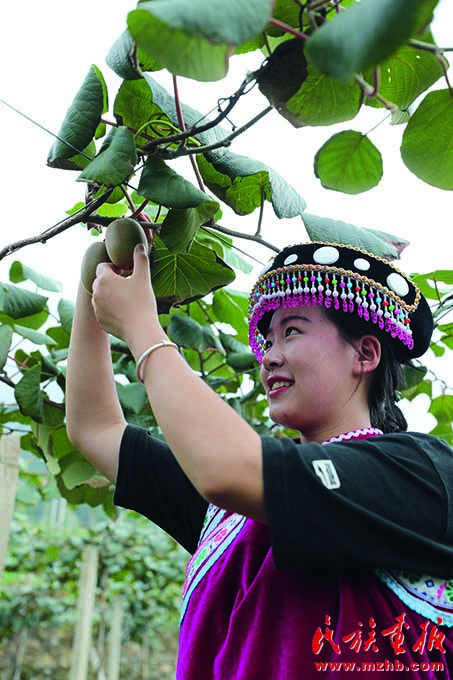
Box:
[1,1,452,429]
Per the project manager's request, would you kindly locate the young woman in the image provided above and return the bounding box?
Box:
[66,240,453,678]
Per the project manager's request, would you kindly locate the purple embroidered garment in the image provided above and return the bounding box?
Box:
[177,431,453,679]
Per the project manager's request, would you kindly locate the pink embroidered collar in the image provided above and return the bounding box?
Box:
[323,427,383,445]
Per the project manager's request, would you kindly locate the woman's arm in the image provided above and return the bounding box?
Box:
[65,282,127,483]
[91,245,265,521]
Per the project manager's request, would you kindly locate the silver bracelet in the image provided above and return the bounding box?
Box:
[136,340,178,383]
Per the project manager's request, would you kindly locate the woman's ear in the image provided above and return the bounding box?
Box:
[353,335,381,376]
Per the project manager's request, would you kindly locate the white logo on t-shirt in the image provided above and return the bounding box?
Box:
[312,460,341,489]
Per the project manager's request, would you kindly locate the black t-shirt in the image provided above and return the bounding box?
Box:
[114,425,208,553]
[114,425,453,576]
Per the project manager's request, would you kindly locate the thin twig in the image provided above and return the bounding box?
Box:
[409,39,453,53]
[354,74,399,113]
[200,227,267,265]
[0,188,114,261]
[172,74,186,145]
[207,222,279,253]
[268,18,309,41]
[255,186,265,237]
[120,186,136,211]
[131,200,151,219]
[172,74,206,192]
[157,107,273,160]
[263,32,272,57]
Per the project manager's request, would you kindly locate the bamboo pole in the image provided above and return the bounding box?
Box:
[69,545,99,680]
[0,435,20,587]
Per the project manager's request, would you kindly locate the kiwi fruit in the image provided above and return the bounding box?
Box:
[105,217,149,270]
[81,241,112,294]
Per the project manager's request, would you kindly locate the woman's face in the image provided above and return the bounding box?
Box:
[259,304,363,438]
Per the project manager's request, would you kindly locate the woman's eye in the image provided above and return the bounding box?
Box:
[263,340,272,352]
[285,326,299,337]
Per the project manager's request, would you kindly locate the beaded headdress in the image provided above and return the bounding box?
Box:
[248,242,433,363]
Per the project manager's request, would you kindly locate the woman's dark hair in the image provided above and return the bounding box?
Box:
[324,307,408,434]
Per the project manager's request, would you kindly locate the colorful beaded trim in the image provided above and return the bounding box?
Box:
[248,264,417,362]
[180,506,246,624]
[375,569,453,628]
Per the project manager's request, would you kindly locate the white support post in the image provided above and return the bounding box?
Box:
[0,435,20,587]
[107,596,123,680]
[69,545,99,680]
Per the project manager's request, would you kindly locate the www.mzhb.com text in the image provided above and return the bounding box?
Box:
[314,660,444,672]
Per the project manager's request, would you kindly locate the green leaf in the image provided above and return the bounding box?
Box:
[95,201,129,218]
[31,417,68,475]
[430,394,453,426]
[0,284,48,320]
[226,351,257,371]
[47,141,97,172]
[412,270,453,300]
[218,330,248,354]
[9,262,62,293]
[46,327,70,350]
[404,378,432,401]
[430,342,445,357]
[195,230,253,275]
[314,130,383,194]
[0,309,48,331]
[198,150,306,217]
[212,289,249,340]
[58,299,74,335]
[50,426,77,460]
[56,470,112,507]
[257,38,362,127]
[305,0,436,81]
[114,79,174,149]
[233,34,265,55]
[48,65,107,166]
[14,325,57,346]
[401,363,428,391]
[168,315,206,351]
[127,0,272,81]
[267,0,304,36]
[168,314,222,354]
[440,334,453,350]
[160,202,219,253]
[257,38,309,113]
[285,64,363,127]
[0,325,13,371]
[152,237,235,307]
[116,382,147,415]
[401,89,453,189]
[78,127,138,187]
[363,38,443,111]
[106,29,162,80]
[60,459,98,490]
[138,156,214,209]
[303,213,404,260]
[15,364,44,422]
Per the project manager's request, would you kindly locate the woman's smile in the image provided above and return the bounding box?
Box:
[267,375,295,398]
